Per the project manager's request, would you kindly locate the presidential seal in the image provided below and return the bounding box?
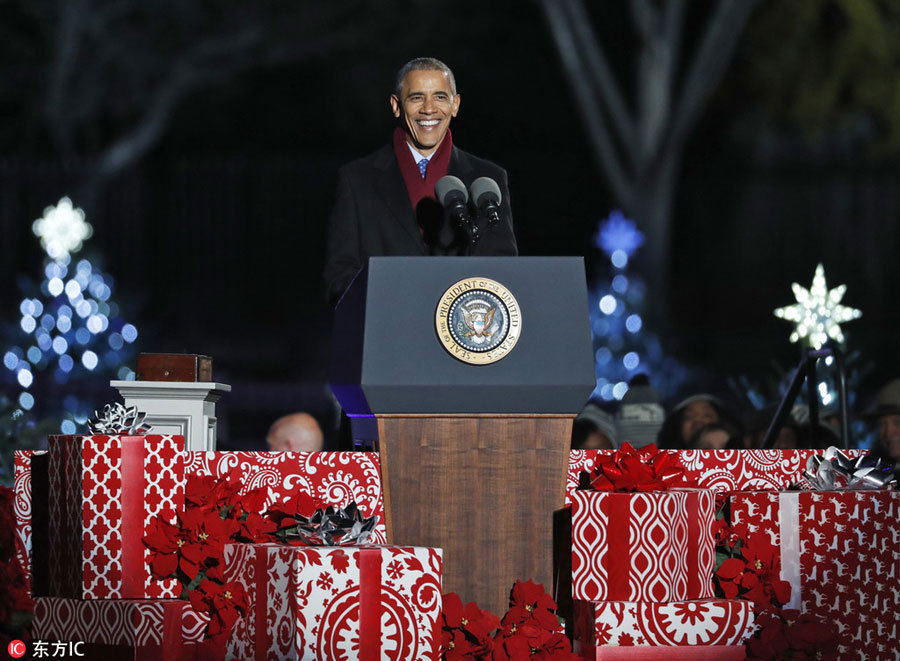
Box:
[435,277,522,365]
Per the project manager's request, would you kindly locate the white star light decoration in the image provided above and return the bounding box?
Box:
[32,197,93,260]
[773,264,862,349]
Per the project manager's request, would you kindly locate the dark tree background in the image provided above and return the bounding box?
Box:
[2,0,899,448]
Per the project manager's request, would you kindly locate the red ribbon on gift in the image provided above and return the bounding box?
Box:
[120,436,147,597]
[359,548,382,661]
[588,443,692,492]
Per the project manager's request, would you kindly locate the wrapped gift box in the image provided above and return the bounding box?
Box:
[730,490,900,660]
[567,449,865,504]
[186,451,386,543]
[225,543,442,660]
[33,597,212,660]
[573,598,754,654]
[45,434,185,599]
[571,489,715,602]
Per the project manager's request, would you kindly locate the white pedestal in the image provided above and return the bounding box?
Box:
[109,380,231,451]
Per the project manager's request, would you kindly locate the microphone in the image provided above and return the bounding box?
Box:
[435,175,479,244]
[469,176,502,225]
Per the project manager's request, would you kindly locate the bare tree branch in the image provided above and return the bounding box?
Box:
[43,0,88,156]
[663,0,687,92]
[538,0,635,208]
[562,0,637,150]
[667,0,758,156]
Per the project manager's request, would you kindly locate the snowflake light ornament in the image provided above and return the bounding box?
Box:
[32,197,93,260]
[773,263,861,349]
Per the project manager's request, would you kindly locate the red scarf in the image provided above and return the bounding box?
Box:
[392,126,453,213]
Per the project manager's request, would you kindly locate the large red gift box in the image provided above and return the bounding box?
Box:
[46,434,185,599]
[186,451,387,543]
[225,543,443,660]
[566,449,866,504]
[571,488,715,602]
[729,489,900,660]
[32,597,212,660]
[573,598,754,656]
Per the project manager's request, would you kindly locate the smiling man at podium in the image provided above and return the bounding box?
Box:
[324,57,518,306]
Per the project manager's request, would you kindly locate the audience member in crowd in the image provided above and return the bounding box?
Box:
[865,378,900,476]
[572,404,616,450]
[615,374,665,448]
[657,393,741,450]
[689,421,743,450]
[743,405,802,449]
[266,412,324,452]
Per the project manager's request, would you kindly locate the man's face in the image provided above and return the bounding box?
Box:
[390,69,460,157]
[877,414,900,460]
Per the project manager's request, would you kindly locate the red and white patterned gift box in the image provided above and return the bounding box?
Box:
[573,598,754,653]
[730,490,900,661]
[13,449,45,591]
[185,451,386,543]
[566,450,867,504]
[46,434,185,599]
[571,489,715,602]
[33,597,210,660]
[225,543,442,661]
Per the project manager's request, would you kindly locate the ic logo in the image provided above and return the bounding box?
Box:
[7,640,26,658]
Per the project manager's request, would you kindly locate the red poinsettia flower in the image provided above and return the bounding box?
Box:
[144,507,240,583]
[229,508,277,543]
[715,540,791,609]
[266,491,325,529]
[179,508,240,568]
[441,626,494,660]
[185,475,241,512]
[493,623,577,660]
[502,580,560,632]
[712,517,740,549]
[188,579,249,638]
[143,517,184,579]
[442,592,501,641]
[748,609,838,661]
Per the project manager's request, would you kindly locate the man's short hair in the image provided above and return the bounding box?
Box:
[394,57,457,97]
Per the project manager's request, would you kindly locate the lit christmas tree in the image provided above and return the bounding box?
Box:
[1,198,138,437]
[587,210,691,402]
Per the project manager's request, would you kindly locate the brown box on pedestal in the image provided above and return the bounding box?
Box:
[136,353,212,382]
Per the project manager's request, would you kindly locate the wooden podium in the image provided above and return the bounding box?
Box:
[330,257,594,616]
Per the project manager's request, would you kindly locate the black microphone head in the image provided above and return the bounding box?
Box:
[435,176,468,207]
[469,176,502,207]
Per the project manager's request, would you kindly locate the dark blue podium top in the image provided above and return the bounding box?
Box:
[329,257,595,415]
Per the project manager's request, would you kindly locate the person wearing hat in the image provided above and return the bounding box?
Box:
[657,393,742,450]
[613,374,666,449]
[865,378,900,475]
[572,403,616,450]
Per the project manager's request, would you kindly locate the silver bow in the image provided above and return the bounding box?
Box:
[293,502,377,546]
[802,446,896,490]
[87,403,151,435]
